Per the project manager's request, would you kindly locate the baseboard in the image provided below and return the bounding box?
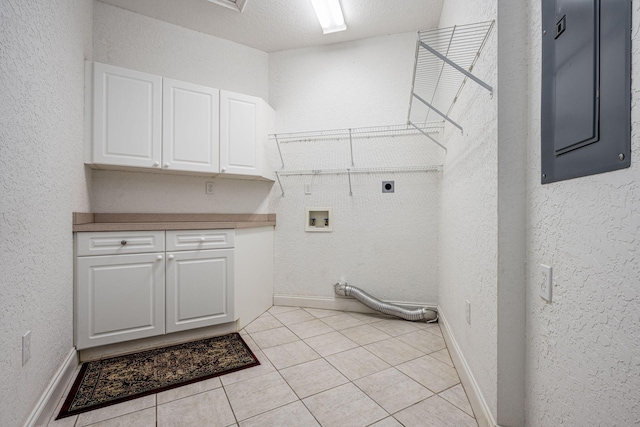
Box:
[26,348,78,427]
[438,307,497,427]
[274,294,437,314]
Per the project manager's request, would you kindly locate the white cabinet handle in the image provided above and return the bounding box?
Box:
[221,167,226,172]
[157,255,163,260]
[168,254,174,260]
[200,237,206,242]
[163,163,170,168]
[152,161,159,167]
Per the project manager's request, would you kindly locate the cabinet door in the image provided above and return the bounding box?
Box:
[219,91,262,176]
[165,249,234,333]
[76,253,165,349]
[91,62,162,168]
[163,79,220,173]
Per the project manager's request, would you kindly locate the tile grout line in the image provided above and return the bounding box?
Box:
[220,379,240,426]
[55,308,467,427]
[263,319,441,425]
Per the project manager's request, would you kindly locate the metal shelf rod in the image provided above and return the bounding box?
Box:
[275,172,285,197]
[409,121,447,151]
[418,40,493,95]
[412,93,464,133]
[274,135,285,169]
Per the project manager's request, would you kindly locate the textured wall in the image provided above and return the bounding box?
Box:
[524,1,640,425]
[269,34,444,305]
[436,0,499,421]
[91,2,272,215]
[0,1,93,425]
[269,33,418,133]
[93,1,269,100]
[91,170,271,213]
[495,0,528,424]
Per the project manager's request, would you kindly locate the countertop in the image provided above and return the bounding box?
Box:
[73,213,276,232]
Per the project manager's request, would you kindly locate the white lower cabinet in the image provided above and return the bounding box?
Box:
[76,230,234,350]
[76,252,166,349]
[166,249,234,333]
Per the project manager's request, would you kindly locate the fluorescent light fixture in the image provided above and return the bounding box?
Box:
[207,0,247,13]
[311,0,346,34]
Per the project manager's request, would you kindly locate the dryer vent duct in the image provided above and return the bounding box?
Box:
[334,281,437,322]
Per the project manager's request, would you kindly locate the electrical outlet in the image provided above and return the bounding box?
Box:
[205,182,214,194]
[465,300,471,325]
[540,264,552,302]
[382,181,395,193]
[304,184,311,195]
[22,331,31,366]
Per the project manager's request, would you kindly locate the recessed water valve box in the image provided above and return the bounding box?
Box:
[306,207,332,232]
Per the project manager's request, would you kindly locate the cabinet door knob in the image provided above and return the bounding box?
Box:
[152,162,159,167]
[168,254,174,260]
[200,237,206,242]
[120,240,127,246]
[221,167,226,172]
[157,255,163,260]
[163,163,170,168]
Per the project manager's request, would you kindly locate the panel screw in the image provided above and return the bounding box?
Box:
[542,173,546,179]
[618,153,625,161]
[543,30,547,35]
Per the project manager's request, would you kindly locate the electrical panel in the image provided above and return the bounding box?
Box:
[541,0,631,184]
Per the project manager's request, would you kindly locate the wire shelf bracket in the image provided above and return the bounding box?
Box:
[409,121,447,152]
[408,21,495,135]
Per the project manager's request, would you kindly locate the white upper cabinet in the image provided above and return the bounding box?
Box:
[89,62,163,168]
[219,90,262,176]
[163,79,220,173]
[85,62,273,180]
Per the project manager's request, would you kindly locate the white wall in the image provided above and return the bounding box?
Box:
[0,1,93,425]
[269,33,418,132]
[269,34,444,306]
[524,1,640,425]
[436,0,500,422]
[90,2,272,214]
[93,1,268,100]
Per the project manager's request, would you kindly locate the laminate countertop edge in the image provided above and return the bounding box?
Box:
[72,213,276,232]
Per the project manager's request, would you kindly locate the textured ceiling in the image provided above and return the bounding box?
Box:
[96,0,444,52]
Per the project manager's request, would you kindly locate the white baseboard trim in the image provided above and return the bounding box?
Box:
[273,294,437,314]
[438,307,497,427]
[26,348,78,427]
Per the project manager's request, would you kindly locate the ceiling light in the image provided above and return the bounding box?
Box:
[207,0,247,13]
[311,0,346,34]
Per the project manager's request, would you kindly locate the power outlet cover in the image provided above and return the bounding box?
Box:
[22,330,31,365]
[465,300,471,325]
[540,264,552,302]
[206,182,215,194]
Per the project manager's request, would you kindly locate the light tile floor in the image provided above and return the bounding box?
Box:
[48,306,477,427]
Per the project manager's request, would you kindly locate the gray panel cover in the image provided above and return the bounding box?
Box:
[541,0,630,184]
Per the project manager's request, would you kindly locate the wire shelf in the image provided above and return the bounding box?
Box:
[269,122,443,144]
[276,166,443,176]
[408,21,494,131]
[269,123,445,196]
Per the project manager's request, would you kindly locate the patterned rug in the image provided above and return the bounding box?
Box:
[57,333,259,419]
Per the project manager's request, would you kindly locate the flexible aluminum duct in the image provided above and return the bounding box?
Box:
[334,281,438,322]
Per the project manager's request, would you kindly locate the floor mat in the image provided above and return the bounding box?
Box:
[57,333,259,419]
